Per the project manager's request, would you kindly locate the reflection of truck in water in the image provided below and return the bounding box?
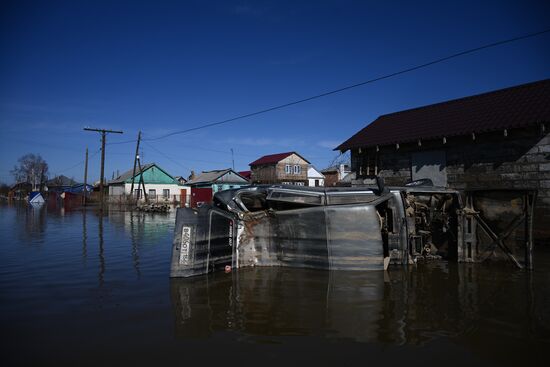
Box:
[170,180,536,278]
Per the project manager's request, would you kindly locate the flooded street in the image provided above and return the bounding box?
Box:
[1,203,549,366]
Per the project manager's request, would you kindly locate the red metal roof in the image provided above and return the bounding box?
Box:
[250,152,310,166]
[336,79,550,151]
[238,170,251,179]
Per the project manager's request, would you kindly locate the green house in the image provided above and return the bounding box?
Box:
[108,163,185,200]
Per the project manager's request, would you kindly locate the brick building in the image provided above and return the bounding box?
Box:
[336,79,550,243]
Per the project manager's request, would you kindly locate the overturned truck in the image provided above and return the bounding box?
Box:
[170,182,536,277]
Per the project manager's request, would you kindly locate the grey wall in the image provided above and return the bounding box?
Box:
[350,126,550,243]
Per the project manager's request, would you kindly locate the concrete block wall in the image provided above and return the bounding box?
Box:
[351,125,550,243]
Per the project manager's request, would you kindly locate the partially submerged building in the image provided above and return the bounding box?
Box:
[186,169,249,207]
[45,175,78,193]
[336,79,550,243]
[108,163,185,202]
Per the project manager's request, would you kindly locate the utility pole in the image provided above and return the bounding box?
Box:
[130,131,141,202]
[83,147,88,206]
[137,155,148,203]
[84,127,123,209]
[231,148,235,171]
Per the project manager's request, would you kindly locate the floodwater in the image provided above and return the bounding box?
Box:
[1,203,549,367]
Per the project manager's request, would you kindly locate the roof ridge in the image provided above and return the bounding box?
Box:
[336,79,550,151]
[380,79,550,119]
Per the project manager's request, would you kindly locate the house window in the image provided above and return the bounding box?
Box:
[315,180,319,187]
[149,189,156,198]
[163,189,170,198]
[135,189,141,198]
[293,165,301,174]
[285,164,292,174]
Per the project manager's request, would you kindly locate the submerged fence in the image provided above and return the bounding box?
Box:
[107,194,188,206]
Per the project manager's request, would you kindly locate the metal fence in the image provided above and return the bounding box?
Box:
[107,194,186,205]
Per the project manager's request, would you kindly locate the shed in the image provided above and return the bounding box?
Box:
[336,79,550,243]
[307,165,325,187]
[186,169,249,207]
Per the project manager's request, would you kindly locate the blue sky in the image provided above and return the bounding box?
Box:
[1,0,549,184]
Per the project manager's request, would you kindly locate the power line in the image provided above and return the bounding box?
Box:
[50,148,101,177]
[107,138,138,146]
[142,141,194,173]
[141,28,550,142]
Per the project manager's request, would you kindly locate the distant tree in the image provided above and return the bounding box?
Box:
[10,153,49,190]
[326,151,350,170]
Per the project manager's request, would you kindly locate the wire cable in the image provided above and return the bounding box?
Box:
[50,148,101,178]
[142,28,550,141]
[141,141,194,173]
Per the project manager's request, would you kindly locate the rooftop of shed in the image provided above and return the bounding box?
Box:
[336,79,550,151]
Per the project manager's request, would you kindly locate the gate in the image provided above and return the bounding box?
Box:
[461,190,537,269]
[190,187,213,208]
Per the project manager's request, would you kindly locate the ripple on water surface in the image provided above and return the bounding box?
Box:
[0,203,549,366]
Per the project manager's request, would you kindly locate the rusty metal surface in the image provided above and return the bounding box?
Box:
[170,185,537,278]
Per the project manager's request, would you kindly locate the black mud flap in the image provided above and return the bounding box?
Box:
[461,190,537,269]
[170,206,236,277]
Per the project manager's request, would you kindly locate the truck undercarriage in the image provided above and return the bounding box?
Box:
[170,183,536,278]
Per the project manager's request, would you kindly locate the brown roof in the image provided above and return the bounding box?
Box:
[186,169,249,185]
[249,151,310,166]
[336,79,550,151]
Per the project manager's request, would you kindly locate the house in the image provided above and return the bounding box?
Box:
[307,165,325,187]
[186,169,249,207]
[335,79,550,243]
[249,152,310,185]
[45,175,78,193]
[321,164,351,187]
[8,182,32,200]
[174,176,188,185]
[108,163,186,202]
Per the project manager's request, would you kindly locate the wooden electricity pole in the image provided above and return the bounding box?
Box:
[137,155,148,203]
[83,147,88,206]
[83,127,123,209]
[130,131,141,202]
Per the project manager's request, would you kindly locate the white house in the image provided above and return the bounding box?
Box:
[108,163,187,202]
[307,165,325,187]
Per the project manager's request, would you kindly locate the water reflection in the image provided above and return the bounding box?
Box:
[16,203,47,243]
[98,212,105,286]
[129,212,141,278]
[171,264,549,356]
[1,202,549,366]
[82,209,87,262]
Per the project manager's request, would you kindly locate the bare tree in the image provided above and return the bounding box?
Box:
[326,151,350,170]
[10,153,49,190]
